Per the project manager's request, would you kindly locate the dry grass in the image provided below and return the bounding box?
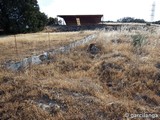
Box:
[0,28,160,120]
[0,31,94,62]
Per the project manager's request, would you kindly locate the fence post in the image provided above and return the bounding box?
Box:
[48,32,51,50]
[14,35,18,57]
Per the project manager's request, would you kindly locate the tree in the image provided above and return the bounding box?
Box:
[117,17,146,23]
[0,0,48,34]
[47,17,59,25]
[152,20,160,24]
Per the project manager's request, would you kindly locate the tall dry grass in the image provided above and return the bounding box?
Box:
[0,31,94,62]
[0,28,160,119]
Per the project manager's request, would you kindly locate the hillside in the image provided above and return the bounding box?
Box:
[0,27,160,119]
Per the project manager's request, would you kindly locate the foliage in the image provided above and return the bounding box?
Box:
[152,20,160,24]
[47,17,59,25]
[117,17,146,23]
[131,33,146,47]
[0,0,48,34]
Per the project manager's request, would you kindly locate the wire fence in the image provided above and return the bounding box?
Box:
[1,33,98,71]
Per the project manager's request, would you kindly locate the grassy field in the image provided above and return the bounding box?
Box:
[0,31,94,62]
[0,28,160,120]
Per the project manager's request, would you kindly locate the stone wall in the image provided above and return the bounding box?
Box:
[5,34,98,71]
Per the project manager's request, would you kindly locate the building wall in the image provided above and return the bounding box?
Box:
[58,15,103,26]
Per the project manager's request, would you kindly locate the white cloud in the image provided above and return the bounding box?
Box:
[38,0,160,21]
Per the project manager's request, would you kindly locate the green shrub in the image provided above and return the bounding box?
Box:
[131,34,147,47]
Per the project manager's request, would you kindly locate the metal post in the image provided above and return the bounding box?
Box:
[151,1,156,22]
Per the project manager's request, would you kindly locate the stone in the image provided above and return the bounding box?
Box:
[39,54,48,61]
[21,58,30,68]
[155,62,160,69]
[6,61,22,71]
[5,34,97,71]
[87,43,100,54]
[30,55,42,64]
[51,104,61,113]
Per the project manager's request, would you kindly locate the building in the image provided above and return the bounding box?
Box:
[57,15,103,26]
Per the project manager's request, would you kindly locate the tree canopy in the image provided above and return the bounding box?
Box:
[47,17,59,26]
[152,20,160,24]
[0,0,48,34]
[117,17,146,23]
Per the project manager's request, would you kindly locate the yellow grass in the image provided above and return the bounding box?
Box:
[0,31,94,62]
[0,28,160,119]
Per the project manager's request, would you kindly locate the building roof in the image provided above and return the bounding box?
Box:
[58,15,103,17]
[57,14,103,26]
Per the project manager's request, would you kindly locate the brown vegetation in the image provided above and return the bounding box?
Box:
[0,29,160,120]
[0,31,93,62]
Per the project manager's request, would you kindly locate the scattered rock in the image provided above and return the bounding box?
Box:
[39,52,48,61]
[38,102,60,114]
[155,62,160,69]
[51,104,61,113]
[0,90,5,95]
[30,56,42,65]
[34,94,68,114]
[5,34,97,71]
[140,56,149,62]
[87,43,100,54]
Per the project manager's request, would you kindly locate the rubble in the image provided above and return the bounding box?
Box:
[87,43,100,54]
[32,94,68,114]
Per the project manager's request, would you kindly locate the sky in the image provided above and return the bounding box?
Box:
[37,0,160,22]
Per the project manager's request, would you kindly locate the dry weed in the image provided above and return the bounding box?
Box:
[0,28,160,119]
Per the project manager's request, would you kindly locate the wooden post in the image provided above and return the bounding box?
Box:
[48,32,51,50]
